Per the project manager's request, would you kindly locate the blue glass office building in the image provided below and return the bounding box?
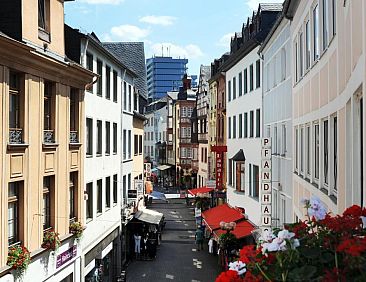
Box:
[146,56,188,100]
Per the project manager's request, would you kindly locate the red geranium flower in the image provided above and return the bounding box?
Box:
[215,270,244,282]
[337,237,366,256]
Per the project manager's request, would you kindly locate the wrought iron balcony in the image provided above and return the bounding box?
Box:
[9,128,23,144]
[198,133,208,141]
[70,131,78,143]
[43,130,55,143]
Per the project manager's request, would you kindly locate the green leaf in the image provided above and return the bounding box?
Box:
[300,247,321,259]
[319,251,334,264]
[288,265,317,281]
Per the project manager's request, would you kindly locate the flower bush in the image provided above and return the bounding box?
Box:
[69,221,84,238]
[7,245,30,272]
[216,197,366,281]
[42,229,61,251]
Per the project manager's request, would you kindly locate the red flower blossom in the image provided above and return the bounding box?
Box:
[337,237,366,256]
[322,268,346,282]
[243,271,263,282]
[215,270,244,282]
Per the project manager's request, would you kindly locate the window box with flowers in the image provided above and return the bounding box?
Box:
[7,245,31,274]
[42,229,60,251]
[69,221,84,239]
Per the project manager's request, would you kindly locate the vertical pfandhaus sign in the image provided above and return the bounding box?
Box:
[261,138,272,232]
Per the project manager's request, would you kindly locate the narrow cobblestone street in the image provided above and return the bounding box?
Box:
[125,198,220,282]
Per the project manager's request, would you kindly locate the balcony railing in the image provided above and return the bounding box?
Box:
[9,128,23,144]
[43,130,55,143]
[180,118,191,124]
[198,133,208,141]
[180,138,191,144]
[70,131,78,143]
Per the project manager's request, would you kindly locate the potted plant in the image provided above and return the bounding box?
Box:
[7,245,31,274]
[69,221,84,239]
[42,229,60,251]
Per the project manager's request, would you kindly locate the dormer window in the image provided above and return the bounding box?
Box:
[38,0,50,42]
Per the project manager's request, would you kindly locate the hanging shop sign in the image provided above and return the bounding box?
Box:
[135,180,144,198]
[211,146,227,191]
[261,138,272,232]
[144,163,151,178]
[128,189,137,199]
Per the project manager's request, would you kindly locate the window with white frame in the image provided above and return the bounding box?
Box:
[313,4,320,60]
[274,126,278,155]
[282,124,286,156]
[332,115,337,196]
[322,0,329,50]
[233,115,237,139]
[299,32,304,78]
[294,40,298,82]
[323,119,329,186]
[281,48,286,81]
[305,19,311,70]
[306,125,311,177]
[300,127,304,173]
[295,127,298,170]
[314,123,320,181]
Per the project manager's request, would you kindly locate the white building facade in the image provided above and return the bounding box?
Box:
[226,47,263,225]
[79,35,135,281]
[260,16,293,227]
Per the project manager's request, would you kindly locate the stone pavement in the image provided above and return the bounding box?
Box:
[125,198,220,282]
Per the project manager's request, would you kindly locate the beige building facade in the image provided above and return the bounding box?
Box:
[287,0,366,218]
[0,0,93,281]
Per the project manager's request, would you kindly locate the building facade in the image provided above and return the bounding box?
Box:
[224,4,281,226]
[286,0,366,218]
[260,13,293,227]
[0,0,94,281]
[146,56,188,100]
[65,27,138,281]
[197,66,211,187]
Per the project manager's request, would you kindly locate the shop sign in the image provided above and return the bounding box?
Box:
[211,146,227,191]
[128,189,137,199]
[261,138,272,232]
[195,208,202,218]
[206,180,216,189]
[56,245,77,269]
[144,163,151,178]
[135,180,144,198]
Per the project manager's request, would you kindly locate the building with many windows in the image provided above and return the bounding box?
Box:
[65,27,138,280]
[286,0,365,218]
[259,11,293,227]
[0,0,94,281]
[224,4,282,226]
[197,65,211,187]
[146,56,188,100]
[173,75,197,189]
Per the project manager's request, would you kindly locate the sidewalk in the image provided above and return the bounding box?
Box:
[125,199,220,282]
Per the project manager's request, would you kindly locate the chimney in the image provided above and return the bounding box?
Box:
[182,74,191,91]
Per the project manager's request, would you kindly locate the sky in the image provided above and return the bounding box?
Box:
[64,0,283,76]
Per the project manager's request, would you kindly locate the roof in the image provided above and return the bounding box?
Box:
[86,33,137,78]
[202,204,244,231]
[259,3,283,12]
[188,186,214,196]
[258,12,285,53]
[134,208,164,225]
[103,42,148,98]
[214,220,255,239]
[230,149,246,161]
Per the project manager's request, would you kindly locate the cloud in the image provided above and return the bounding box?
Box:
[245,0,282,11]
[108,25,150,41]
[139,15,177,26]
[218,33,234,48]
[149,43,204,59]
[78,0,123,4]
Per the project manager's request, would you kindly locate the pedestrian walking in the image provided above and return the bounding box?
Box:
[195,226,204,251]
[134,233,141,259]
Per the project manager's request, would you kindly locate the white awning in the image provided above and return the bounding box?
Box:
[134,208,164,225]
[157,165,171,171]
